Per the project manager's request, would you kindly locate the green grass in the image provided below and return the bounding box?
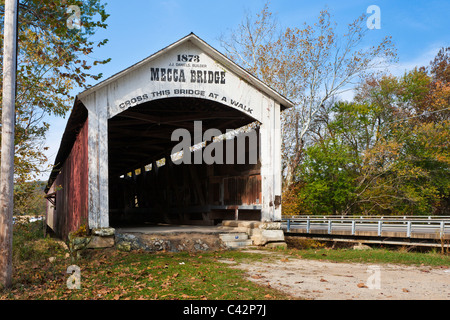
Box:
[286,247,450,267]
[284,237,450,266]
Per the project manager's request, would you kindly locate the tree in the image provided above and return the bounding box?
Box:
[305,65,449,216]
[220,2,397,190]
[292,51,449,216]
[0,0,110,184]
[351,62,449,215]
[0,0,110,288]
[298,137,359,215]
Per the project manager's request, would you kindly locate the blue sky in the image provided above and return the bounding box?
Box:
[41,0,450,179]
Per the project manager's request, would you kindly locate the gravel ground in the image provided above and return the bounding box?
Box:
[226,253,450,300]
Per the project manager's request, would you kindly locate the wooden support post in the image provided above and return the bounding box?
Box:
[83,90,109,230]
[260,97,282,222]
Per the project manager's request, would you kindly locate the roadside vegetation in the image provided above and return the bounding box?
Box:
[1,221,449,300]
[0,221,291,300]
[285,239,450,267]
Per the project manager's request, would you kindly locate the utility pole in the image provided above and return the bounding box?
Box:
[0,0,18,289]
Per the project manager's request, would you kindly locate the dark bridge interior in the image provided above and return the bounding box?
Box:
[108,97,262,226]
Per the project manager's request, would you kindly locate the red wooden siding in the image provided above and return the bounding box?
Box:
[52,119,89,239]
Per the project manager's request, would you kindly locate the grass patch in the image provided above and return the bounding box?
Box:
[285,246,450,267]
[285,236,450,266]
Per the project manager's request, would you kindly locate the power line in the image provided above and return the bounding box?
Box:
[389,107,450,123]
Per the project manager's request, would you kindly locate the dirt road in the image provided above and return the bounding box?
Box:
[228,253,450,300]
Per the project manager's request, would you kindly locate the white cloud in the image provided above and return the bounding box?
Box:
[389,45,443,77]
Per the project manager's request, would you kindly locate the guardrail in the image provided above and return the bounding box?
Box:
[282,216,450,238]
[283,215,450,220]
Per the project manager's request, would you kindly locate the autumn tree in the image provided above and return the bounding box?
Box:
[356,53,450,215]
[0,0,110,212]
[295,54,450,216]
[220,2,397,190]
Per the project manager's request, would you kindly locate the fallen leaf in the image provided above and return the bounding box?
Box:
[320,278,328,282]
[357,283,368,288]
[402,288,409,293]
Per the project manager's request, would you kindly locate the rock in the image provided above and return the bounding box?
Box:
[194,239,210,251]
[115,233,147,251]
[55,240,69,251]
[238,221,262,229]
[92,227,115,237]
[259,222,282,230]
[221,220,240,228]
[117,242,131,252]
[87,236,115,249]
[48,257,56,263]
[353,243,372,250]
[251,229,285,246]
[69,236,91,251]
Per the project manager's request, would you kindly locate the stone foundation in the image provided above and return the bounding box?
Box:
[221,220,286,247]
[115,232,228,252]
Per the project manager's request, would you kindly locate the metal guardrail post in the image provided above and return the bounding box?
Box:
[440,221,445,238]
[351,220,356,235]
[378,221,383,236]
[407,221,412,237]
[328,220,332,234]
[287,219,291,233]
[306,218,311,234]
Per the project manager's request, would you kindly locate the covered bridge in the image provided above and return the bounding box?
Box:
[45,33,293,239]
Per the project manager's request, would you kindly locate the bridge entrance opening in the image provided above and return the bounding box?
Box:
[108,97,262,227]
